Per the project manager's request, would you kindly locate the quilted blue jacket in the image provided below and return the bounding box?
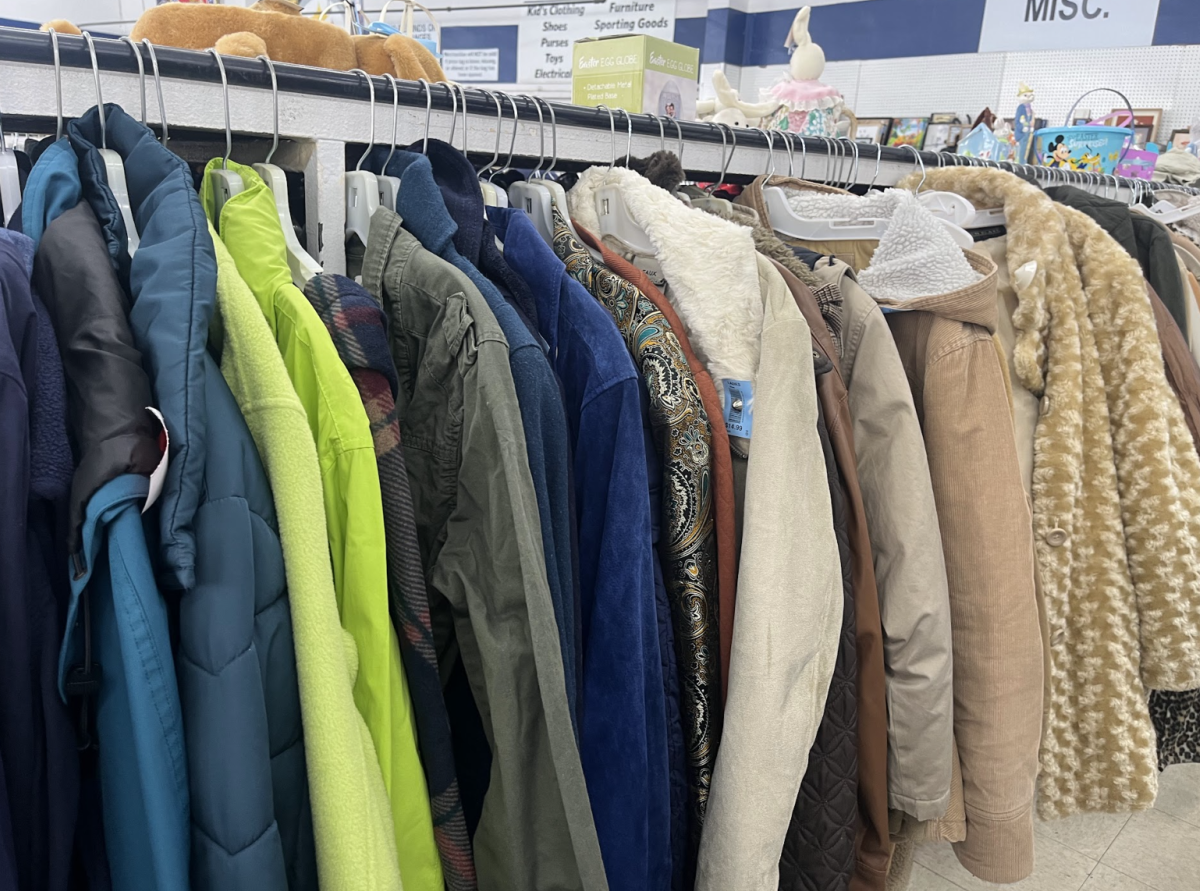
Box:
[48,107,315,891]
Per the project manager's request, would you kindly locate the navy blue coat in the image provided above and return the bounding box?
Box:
[0,224,82,891]
[60,107,315,891]
[491,208,671,891]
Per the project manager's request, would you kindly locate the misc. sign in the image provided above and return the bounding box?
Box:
[979,0,1161,52]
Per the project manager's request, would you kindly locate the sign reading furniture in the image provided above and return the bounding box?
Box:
[979,0,1162,52]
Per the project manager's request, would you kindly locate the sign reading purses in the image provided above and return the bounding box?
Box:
[978,0,1161,52]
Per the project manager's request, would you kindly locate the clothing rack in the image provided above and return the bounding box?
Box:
[1,27,1193,275]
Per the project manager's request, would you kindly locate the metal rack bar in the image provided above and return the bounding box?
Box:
[0,27,1190,271]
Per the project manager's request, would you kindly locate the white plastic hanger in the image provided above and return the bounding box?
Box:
[252,54,322,287]
[205,49,244,230]
[508,97,556,243]
[592,105,656,255]
[530,97,579,240]
[899,146,973,248]
[375,74,402,212]
[344,68,380,247]
[83,32,140,255]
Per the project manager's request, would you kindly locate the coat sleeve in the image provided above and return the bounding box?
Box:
[574,381,670,890]
[844,297,954,821]
[429,339,609,891]
[696,280,843,891]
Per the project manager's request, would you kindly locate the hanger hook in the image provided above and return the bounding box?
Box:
[655,113,665,152]
[758,127,775,183]
[477,89,502,175]
[207,50,234,169]
[120,36,146,127]
[349,68,375,171]
[902,144,926,192]
[81,32,108,150]
[445,82,458,146]
[672,117,684,168]
[416,77,432,154]
[141,39,167,146]
[256,55,280,165]
[621,108,633,166]
[869,142,882,189]
[705,122,726,188]
[542,98,559,178]
[46,27,63,141]
[597,104,616,170]
[844,138,860,189]
[457,84,470,157]
[780,130,795,177]
[383,73,401,170]
[528,95,545,177]
[491,92,519,182]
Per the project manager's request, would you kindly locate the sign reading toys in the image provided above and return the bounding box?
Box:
[518,0,676,86]
[978,0,1161,52]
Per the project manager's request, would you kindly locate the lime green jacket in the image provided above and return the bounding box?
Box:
[203,164,442,891]
[208,223,403,890]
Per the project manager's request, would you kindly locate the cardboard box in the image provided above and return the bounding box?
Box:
[572,34,699,120]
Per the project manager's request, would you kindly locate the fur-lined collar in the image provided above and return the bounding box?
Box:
[900,168,1071,396]
[569,165,766,391]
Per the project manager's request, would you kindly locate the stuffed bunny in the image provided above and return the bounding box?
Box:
[763,6,854,138]
[697,70,781,128]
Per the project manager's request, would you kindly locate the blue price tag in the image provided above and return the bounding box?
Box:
[723,379,754,439]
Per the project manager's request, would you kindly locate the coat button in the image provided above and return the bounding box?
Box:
[1046,528,1068,547]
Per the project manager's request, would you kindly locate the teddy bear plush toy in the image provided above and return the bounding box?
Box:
[44,0,447,83]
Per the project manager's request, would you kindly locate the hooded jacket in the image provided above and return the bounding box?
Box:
[202,160,437,890]
[62,108,312,891]
[490,207,670,891]
[206,227,402,891]
[871,237,1043,883]
[917,167,1200,818]
[32,195,187,891]
[569,166,843,891]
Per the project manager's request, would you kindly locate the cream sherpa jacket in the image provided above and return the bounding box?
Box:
[569,167,843,891]
[909,168,1200,819]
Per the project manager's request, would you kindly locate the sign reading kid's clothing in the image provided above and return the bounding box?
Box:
[978,0,1161,52]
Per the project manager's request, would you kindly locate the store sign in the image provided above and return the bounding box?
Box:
[442,48,501,82]
[517,0,676,85]
[978,0,1161,52]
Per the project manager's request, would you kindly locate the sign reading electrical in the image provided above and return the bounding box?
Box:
[978,0,1161,52]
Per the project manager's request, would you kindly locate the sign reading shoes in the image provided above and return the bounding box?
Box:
[979,0,1161,52]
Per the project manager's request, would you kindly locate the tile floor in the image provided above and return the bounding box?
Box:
[909,764,1200,891]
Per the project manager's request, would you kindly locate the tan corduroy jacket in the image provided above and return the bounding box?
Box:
[875,249,1043,884]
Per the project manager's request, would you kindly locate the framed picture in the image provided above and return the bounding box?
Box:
[887,117,929,149]
[1113,108,1163,143]
[1170,128,1193,152]
[924,122,965,153]
[855,117,891,145]
[929,112,961,125]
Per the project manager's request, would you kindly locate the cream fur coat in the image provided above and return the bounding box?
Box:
[909,168,1200,818]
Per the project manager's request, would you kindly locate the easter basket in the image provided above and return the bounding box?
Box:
[1034,88,1135,175]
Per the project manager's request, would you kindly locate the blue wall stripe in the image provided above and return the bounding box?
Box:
[804,0,986,63]
[441,24,518,83]
[702,8,748,67]
[674,16,707,54]
[1153,0,1200,47]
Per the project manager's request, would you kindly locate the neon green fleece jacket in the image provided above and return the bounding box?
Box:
[208,224,402,891]
[203,164,442,891]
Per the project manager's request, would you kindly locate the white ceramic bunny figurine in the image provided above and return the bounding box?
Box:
[764,6,854,138]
